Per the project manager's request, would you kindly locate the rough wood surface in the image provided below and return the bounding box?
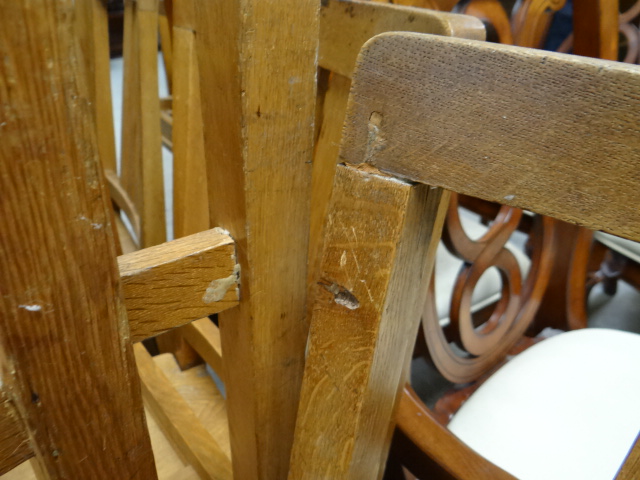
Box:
[340,33,640,242]
[616,433,640,480]
[134,345,232,480]
[0,392,31,475]
[0,1,156,477]
[290,164,449,479]
[310,4,484,289]
[195,0,318,477]
[1,228,238,471]
[319,0,484,78]
[119,228,239,341]
[121,0,166,247]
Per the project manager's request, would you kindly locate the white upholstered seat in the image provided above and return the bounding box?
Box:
[449,328,640,480]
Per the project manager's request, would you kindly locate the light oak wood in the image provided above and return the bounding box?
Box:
[340,33,640,242]
[75,0,118,174]
[154,354,230,459]
[0,228,238,473]
[617,433,640,479]
[121,0,166,247]
[154,0,210,368]
[195,0,318,477]
[394,386,515,479]
[134,344,232,480]
[119,228,239,341]
[0,1,156,477]
[159,0,174,92]
[181,319,225,382]
[319,0,484,78]
[310,3,484,288]
[290,164,450,479]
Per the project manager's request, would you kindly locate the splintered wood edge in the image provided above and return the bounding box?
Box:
[319,0,484,78]
[0,228,239,474]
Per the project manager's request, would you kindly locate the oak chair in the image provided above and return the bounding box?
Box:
[0,2,240,478]
[290,33,640,479]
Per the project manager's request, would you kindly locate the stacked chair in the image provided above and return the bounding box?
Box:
[1,1,638,479]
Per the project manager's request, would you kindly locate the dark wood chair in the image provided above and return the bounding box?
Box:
[289,33,640,479]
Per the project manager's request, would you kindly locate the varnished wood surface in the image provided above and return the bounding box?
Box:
[395,386,516,479]
[340,33,640,242]
[195,0,318,477]
[119,228,239,341]
[290,164,449,478]
[0,1,156,476]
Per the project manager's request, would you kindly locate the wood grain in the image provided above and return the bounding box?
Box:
[134,345,232,480]
[172,0,208,239]
[0,1,156,476]
[616,433,640,479]
[74,0,118,173]
[195,0,318,477]
[119,228,239,342]
[0,392,31,475]
[154,354,230,459]
[121,0,166,247]
[311,1,484,303]
[340,33,640,242]
[319,0,484,78]
[290,164,450,479]
[1,228,238,474]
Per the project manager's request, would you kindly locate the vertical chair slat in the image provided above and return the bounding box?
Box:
[0,2,156,477]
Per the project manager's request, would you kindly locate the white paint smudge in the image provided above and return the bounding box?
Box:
[202,264,241,303]
[19,304,42,312]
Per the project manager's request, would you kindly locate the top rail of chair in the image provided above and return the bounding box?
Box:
[340,33,640,242]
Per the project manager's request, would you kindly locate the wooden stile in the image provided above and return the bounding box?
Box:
[194,0,319,477]
[290,164,449,478]
[0,1,157,477]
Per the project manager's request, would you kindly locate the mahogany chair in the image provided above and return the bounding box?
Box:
[290,33,640,479]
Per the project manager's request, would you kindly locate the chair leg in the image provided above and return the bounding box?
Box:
[195,1,318,477]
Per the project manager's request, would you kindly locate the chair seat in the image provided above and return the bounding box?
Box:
[595,231,640,264]
[435,208,530,322]
[448,328,640,480]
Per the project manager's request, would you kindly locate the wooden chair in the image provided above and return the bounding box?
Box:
[290,33,640,479]
[0,2,240,478]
